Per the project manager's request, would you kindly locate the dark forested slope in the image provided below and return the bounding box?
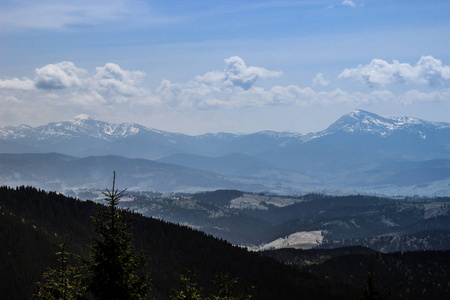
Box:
[0,186,333,300]
[2,186,450,300]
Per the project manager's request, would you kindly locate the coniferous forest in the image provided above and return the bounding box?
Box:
[1,185,450,299]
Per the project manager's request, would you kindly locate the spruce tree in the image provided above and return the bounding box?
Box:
[171,268,205,300]
[362,262,389,300]
[33,235,85,300]
[85,172,150,300]
[211,272,254,300]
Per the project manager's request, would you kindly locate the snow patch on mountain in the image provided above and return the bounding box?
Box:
[304,109,450,140]
[1,110,449,146]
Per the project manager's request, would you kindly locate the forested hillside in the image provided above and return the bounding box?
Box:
[0,186,335,299]
[1,186,450,299]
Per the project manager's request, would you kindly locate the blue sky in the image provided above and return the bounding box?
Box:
[1,0,449,134]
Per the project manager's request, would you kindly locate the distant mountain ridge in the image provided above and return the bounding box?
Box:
[1,110,450,195]
[2,109,449,148]
[0,114,158,141]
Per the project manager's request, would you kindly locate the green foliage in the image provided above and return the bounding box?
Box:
[84,172,150,300]
[171,270,254,300]
[211,272,239,300]
[210,272,255,300]
[171,268,204,300]
[33,235,86,300]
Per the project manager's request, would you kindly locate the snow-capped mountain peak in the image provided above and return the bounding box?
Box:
[0,115,146,141]
[1,110,449,146]
[321,109,449,137]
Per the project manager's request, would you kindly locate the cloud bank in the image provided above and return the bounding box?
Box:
[0,78,35,90]
[1,56,449,120]
[339,55,450,87]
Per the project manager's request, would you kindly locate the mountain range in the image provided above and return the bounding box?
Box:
[1,110,450,195]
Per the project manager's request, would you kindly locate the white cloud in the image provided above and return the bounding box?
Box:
[0,77,35,90]
[2,57,450,131]
[35,61,87,89]
[195,56,281,90]
[223,56,282,90]
[155,56,450,110]
[341,0,356,8]
[338,55,450,87]
[16,61,151,105]
[157,56,282,108]
[313,73,330,87]
[397,89,450,105]
[91,63,146,99]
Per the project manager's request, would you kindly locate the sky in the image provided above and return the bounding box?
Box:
[1,0,449,135]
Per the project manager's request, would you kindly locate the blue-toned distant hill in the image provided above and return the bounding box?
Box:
[1,110,450,195]
[0,153,266,192]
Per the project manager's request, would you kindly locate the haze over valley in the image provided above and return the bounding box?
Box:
[2,110,450,196]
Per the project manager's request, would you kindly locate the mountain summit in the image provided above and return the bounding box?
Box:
[323,109,449,138]
[1,115,147,141]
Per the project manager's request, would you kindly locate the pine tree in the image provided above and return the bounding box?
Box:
[211,272,254,300]
[362,262,389,300]
[85,172,150,300]
[171,268,205,300]
[211,272,238,300]
[33,235,86,300]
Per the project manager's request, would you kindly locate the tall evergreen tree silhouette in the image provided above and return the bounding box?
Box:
[171,268,204,300]
[85,172,150,300]
[33,235,85,300]
[362,261,389,300]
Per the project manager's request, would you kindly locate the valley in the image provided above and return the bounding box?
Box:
[66,189,450,252]
[2,110,450,196]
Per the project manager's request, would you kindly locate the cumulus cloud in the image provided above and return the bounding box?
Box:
[13,61,151,104]
[397,89,450,105]
[0,77,35,90]
[91,63,146,98]
[195,56,281,90]
[157,56,282,108]
[223,56,282,90]
[155,56,450,110]
[2,57,450,127]
[339,55,450,87]
[313,73,330,87]
[157,79,376,109]
[35,61,87,89]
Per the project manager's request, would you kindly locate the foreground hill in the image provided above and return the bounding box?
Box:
[0,185,336,300]
[1,185,450,299]
[2,110,450,195]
